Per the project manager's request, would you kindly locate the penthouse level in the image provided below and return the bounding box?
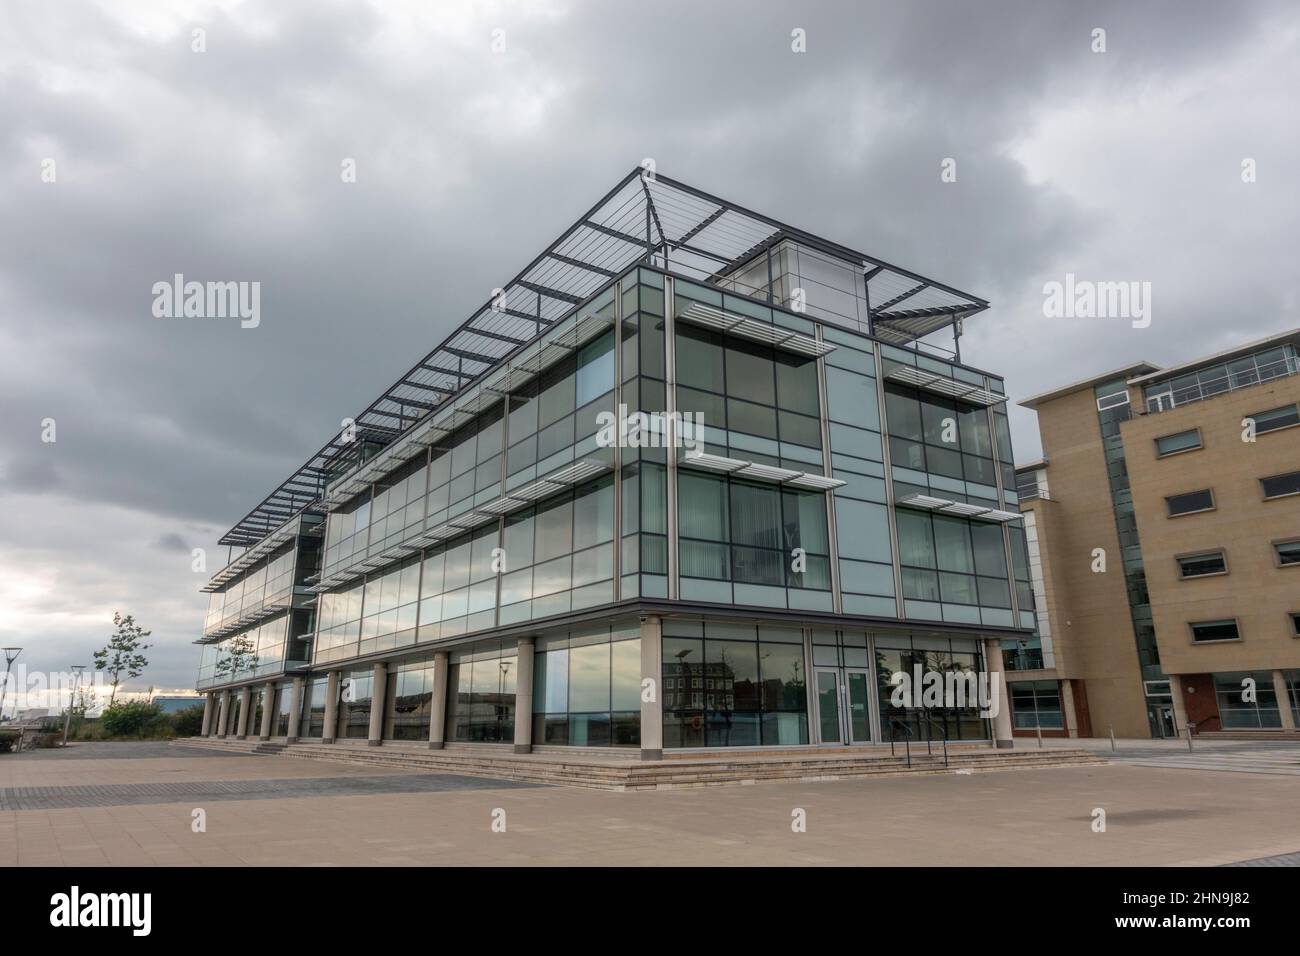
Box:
[193,169,1033,757]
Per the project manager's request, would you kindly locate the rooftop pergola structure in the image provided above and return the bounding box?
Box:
[219,168,988,549]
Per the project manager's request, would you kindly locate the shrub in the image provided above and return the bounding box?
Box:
[171,704,206,737]
[100,701,164,737]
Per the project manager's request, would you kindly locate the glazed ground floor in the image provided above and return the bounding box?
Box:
[198,614,1018,758]
[1007,669,1300,739]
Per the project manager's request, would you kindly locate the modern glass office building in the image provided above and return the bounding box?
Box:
[194,170,1030,757]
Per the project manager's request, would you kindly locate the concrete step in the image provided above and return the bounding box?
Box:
[177,738,1103,790]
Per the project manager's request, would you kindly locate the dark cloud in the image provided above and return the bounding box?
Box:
[0,0,1295,693]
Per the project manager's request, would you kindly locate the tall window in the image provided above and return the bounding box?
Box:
[677,473,831,599]
[662,621,807,748]
[447,643,517,743]
[532,625,640,747]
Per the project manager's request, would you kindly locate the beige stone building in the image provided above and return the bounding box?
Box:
[1009,330,1300,738]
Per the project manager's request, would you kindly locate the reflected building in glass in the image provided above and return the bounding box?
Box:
[192,170,1032,755]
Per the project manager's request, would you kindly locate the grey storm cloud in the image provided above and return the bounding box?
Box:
[0,0,1296,693]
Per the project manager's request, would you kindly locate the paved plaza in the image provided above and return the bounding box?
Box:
[2,741,1298,866]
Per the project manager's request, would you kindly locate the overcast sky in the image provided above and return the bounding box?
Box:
[1,0,1296,702]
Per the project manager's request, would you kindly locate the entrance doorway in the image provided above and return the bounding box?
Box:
[1147,699,1177,738]
[814,668,872,744]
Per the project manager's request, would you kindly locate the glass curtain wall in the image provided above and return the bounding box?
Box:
[384,657,436,740]
[446,642,517,743]
[532,624,641,746]
[875,632,987,741]
[662,620,808,748]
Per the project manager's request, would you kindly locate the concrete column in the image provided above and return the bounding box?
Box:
[640,616,664,760]
[513,638,535,754]
[428,652,449,749]
[286,676,304,743]
[1060,678,1078,738]
[1169,674,1190,736]
[235,685,252,739]
[216,689,230,738]
[259,681,276,740]
[984,639,1013,748]
[322,670,340,744]
[367,662,388,745]
[1273,670,1296,730]
[200,694,214,737]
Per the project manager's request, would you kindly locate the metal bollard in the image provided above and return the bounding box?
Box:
[1187,721,1195,752]
[1109,723,1117,752]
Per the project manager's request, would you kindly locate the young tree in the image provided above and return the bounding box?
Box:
[93,612,152,707]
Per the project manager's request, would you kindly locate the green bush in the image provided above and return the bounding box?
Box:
[100,701,164,738]
[171,704,206,737]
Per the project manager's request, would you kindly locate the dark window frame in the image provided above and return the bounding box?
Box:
[1275,538,1300,568]
[1175,549,1228,579]
[1189,619,1241,644]
[1165,488,1215,517]
[1260,470,1300,501]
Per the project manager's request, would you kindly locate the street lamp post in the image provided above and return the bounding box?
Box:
[0,647,22,724]
[62,665,86,747]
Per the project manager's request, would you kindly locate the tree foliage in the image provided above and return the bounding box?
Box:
[92,611,152,706]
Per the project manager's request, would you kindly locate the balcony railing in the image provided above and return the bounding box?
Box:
[1144,352,1299,414]
[1004,648,1045,671]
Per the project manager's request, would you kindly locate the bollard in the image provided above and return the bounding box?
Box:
[1109,723,1116,753]
[1036,723,1043,748]
[1187,721,1195,752]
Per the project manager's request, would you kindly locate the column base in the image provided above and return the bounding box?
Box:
[286,737,298,744]
[217,734,226,740]
[994,739,1014,749]
[428,741,444,750]
[640,748,663,761]
[367,739,382,747]
[258,735,270,742]
[513,744,531,754]
[236,735,246,740]
[322,737,335,745]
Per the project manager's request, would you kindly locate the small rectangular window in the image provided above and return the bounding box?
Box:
[1166,489,1214,516]
[1276,540,1300,566]
[1155,429,1202,457]
[1190,620,1239,643]
[1249,404,1300,435]
[1290,612,1300,637]
[1177,551,1227,578]
[1260,471,1300,500]
[1096,390,1130,411]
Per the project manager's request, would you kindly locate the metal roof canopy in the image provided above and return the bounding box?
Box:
[220,168,988,547]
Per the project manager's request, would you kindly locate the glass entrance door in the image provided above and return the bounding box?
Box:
[845,668,872,743]
[817,668,874,744]
[816,669,843,744]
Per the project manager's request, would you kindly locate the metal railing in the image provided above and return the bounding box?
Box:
[1144,353,1298,414]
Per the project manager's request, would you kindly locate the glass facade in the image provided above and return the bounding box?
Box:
[447,641,517,743]
[663,620,808,748]
[532,622,641,746]
[199,261,1025,752]
[874,632,988,741]
[1009,680,1064,730]
[1213,671,1282,729]
[1091,379,1166,734]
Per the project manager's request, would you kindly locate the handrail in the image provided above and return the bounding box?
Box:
[888,718,913,768]
[918,711,949,767]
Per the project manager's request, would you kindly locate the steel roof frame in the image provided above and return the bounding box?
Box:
[219,167,988,547]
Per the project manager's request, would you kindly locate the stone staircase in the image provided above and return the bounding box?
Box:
[177,738,1105,791]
